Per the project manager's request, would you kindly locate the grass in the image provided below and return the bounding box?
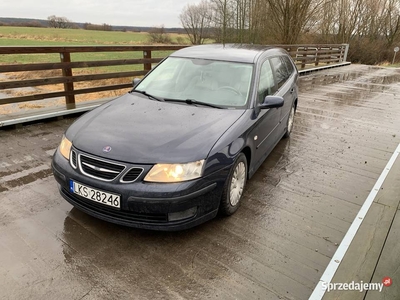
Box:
[0,26,188,45]
[0,26,189,69]
[0,26,192,112]
[378,62,400,68]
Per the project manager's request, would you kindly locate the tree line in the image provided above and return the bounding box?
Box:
[47,15,112,31]
[180,0,400,64]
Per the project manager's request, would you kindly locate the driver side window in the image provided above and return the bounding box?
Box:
[257,60,277,104]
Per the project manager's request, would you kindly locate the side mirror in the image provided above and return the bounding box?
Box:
[132,78,141,88]
[260,96,284,109]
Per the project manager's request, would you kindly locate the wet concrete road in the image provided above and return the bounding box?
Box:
[1,64,400,300]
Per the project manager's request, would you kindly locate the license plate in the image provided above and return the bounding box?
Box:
[69,180,120,208]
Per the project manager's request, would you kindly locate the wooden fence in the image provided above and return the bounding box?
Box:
[277,44,349,68]
[0,44,349,109]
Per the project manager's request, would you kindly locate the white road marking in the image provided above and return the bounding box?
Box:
[0,164,50,184]
[309,142,400,300]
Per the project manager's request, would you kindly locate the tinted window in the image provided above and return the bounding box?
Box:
[270,56,290,89]
[257,60,277,104]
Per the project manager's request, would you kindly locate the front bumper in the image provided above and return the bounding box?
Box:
[52,148,230,231]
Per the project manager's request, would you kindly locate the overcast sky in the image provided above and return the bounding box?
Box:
[0,0,200,27]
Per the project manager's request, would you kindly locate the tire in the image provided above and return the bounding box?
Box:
[283,103,296,138]
[219,153,247,216]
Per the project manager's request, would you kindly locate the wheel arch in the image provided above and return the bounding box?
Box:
[241,146,252,179]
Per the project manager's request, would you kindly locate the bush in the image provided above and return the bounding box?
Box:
[348,38,390,65]
[311,33,395,65]
[47,15,73,29]
[175,36,186,45]
[148,26,172,44]
[83,23,112,31]
[23,21,44,28]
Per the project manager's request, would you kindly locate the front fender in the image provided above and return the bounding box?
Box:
[203,110,254,177]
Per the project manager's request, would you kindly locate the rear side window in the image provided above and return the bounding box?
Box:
[270,56,290,89]
[282,56,295,75]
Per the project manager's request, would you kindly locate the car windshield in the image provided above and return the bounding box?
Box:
[134,57,253,108]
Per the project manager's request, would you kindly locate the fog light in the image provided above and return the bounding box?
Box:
[168,207,197,222]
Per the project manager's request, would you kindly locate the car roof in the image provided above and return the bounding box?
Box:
[170,44,286,63]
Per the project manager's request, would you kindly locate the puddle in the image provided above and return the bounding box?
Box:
[0,96,66,115]
[299,71,365,91]
[300,68,400,95]
[324,89,374,106]
[369,74,400,85]
[352,83,391,93]
[6,86,37,93]
[0,73,61,114]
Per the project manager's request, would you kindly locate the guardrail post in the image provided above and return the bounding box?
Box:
[143,50,152,72]
[315,47,320,66]
[60,52,75,109]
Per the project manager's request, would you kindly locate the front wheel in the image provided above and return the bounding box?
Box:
[283,103,296,138]
[220,153,247,216]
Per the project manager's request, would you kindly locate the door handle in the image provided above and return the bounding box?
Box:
[290,88,294,94]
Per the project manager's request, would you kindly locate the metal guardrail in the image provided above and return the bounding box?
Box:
[0,44,349,110]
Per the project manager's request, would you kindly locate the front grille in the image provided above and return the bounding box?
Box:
[79,154,125,181]
[63,188,168,223]
[121,168,143,183]
[70,150,77,169]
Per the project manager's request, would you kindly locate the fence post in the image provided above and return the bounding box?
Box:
[327,47,333,65]
[60,52,75,109]
[143,50,152,72]
[301,47,307,69]
[343,44,349,62]
[315,47,320,67]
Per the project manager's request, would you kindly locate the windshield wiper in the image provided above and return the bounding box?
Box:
[131,90,164,102]
[164,98,223,109]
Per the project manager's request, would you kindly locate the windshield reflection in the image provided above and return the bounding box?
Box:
[135,57,253,108]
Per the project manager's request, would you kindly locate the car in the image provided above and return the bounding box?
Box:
[52,44,299,231]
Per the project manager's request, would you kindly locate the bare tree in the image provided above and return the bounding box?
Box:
[381,0,400,47]
[265,0,326,44]
[234,0,250,43]
[211,0,234,43]
[180,0,213,44]
[178,0,400,64]
[47,15,73,29]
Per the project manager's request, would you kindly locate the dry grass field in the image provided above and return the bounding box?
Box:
[0,26,190,113]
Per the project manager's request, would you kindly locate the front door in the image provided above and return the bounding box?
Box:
[269,56,297,132]
[251,59,281,168]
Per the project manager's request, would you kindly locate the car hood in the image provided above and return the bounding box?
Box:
[68,93,245,164]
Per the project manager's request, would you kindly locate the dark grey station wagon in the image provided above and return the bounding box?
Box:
[52,44,299,230]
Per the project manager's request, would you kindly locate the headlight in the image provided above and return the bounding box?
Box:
[144,160,204,183]
[59,135,72,160]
